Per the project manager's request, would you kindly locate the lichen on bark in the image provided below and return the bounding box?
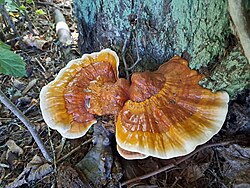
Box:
[171,0,230,69]
[200,47,250,98]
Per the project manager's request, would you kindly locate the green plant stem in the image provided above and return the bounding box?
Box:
[0,89,52,163]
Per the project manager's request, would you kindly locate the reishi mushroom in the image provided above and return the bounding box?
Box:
[40,49,229,160]
[116,56,229,159]
[40,49,129,139]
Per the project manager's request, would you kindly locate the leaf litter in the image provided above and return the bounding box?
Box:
[0,0,249,188]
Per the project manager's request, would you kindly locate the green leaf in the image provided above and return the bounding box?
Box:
[19,4,26,11]
[0,41,11,50]
[35,9,46,15]
[0,0,5,5]
[0,47,27,77]
[26,0,34,4]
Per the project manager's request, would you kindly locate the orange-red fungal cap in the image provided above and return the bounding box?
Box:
[116,56,229,159]
[40,49,127,139]
[129,71,165,102]
[87,78,130,116]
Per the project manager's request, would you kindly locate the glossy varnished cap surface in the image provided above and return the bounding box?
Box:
[40,49,129,138]
[116,56,229,159]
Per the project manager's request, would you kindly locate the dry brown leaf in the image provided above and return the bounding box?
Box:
[217,144,250,186]
[22,79,37,95]
[23,35,49,50]
[6,140,23,156]
[6,155,53,188]
[185,163,210,183]
[26,155,52,182]
[57,163,91,188]
[13,79,26,91]
[76,124,113,187]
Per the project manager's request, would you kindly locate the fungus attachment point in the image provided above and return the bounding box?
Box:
[40,49,129,139]
[87,78,130,116]
[116,56,229,159]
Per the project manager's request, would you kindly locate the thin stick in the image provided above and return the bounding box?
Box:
[125,32,142,71]
[0,4,19,36]
[121,140,236,187]
[54,9,72,45]
[122,6,143,75]
[34,57,46,73]
[121,30,131,79]
[56,137,66,158]
[36,1,64,10]
[125,57,141,71]
[0,89,52,162]
[15,0,35,35]
[23,103,37,115]
[57,138,92,163]
[47,126,57,171]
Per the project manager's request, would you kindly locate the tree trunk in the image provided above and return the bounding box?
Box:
[74,0,249,97]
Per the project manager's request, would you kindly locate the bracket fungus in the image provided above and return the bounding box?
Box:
[40,49,229,160]
[116,56,229,159]
[40,49,129,138]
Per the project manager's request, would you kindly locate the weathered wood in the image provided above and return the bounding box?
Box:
[229,0,250,64]
[74,0,249,97]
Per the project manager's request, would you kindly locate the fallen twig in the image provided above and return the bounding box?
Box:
[54,9,72,45]
[125,32,142,71]
[22,79,37,95]
[122,7,143,78]
[23,103,37,115]
[0,89,52,162]
[47,126,57,172]
[56,137,66,158]
[15,0,35,35]
[0,4,19,36]
[6,155,53,188]
[57,138,92,163]
[121,140,239,187]
[125,56,142,71]
[36,1,64,10]
[121,29,132,79]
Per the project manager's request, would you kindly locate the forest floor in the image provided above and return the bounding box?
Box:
[0,1,250,188]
